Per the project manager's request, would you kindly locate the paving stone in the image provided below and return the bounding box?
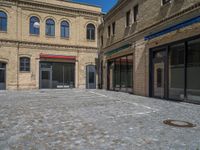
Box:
[0,89,199,150]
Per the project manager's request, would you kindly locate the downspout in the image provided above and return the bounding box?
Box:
[17,42,19,90]
[16,0,19,90]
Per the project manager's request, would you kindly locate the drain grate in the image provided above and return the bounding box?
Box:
[163,119,196,128]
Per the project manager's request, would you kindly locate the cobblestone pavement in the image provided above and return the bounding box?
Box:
[0,89,200,150]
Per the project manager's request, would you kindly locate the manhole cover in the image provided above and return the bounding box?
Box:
[163,119,196,128]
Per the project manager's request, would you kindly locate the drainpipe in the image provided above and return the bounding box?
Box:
[16,0,19,90]
[17,41,20,90]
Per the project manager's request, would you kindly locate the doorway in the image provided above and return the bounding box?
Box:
[0,63,6,90]
[40,68,52,89]
[151,49,167,99]
[86,65,96,89]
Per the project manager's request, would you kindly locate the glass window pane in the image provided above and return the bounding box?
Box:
[115,58,120,90]
[187,38,200,102]
[0,11,7,31]
[127,55,133,92]
[168,43,185,100]
[30,16,40,35]
[64,63,75,87]
[120,57,127,91]
[52,63,64,88]
[20,57,30,72]
[46,19,55,36]
[87,24,95,40]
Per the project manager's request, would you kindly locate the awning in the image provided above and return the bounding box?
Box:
[40,54,76,60]
[144,15,200,41]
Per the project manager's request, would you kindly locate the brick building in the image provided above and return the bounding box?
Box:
[0,0,102,90]
[98,0,200,103]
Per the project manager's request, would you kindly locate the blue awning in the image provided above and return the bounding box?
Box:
[144,15,200,41]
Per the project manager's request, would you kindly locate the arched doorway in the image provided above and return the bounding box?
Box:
[0,62,6,90]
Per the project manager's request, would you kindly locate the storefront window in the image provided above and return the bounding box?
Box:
[115,58,121,90]
[169,43,185,100]
[108,54,133,93]
[187,38,200,102]
[121,57,127,92]
[127,55,133,92]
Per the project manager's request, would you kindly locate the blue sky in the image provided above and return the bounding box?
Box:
[72,0,117,13]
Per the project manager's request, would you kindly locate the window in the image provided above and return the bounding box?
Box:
[133,5,139,22]
[0,11,7,32]
[162,0,171,5]
[157,68,162,88]
[126,10,131,27]
[30,16,40,35]
[108,54,133,92]
[46,19,55,36]
[101,35,103,46]
[61,21,69,38]
[112,22,115,35]
[187,38,200,102]
[86,23,95,40]
[20,57,30,72]
[108,25,111,37]
[168,43,185,100]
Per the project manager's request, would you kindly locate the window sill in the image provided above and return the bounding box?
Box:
[0,31,7,33]
[46,35,55,38]
[19,71,31,73]
[87,39,96,42]
[61,37,70,40]
[30,34,40,37]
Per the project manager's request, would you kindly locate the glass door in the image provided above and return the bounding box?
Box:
[40,68,52,89]
[0,63,6,90]
[152,49,167,98]
[86,65,96,89]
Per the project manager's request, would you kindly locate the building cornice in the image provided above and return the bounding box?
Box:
[1,0,102,17]
[0,39,98,53]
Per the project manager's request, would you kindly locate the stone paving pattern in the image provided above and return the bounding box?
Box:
[0,89,200,150]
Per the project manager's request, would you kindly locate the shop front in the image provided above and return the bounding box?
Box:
[39,54,76,89]
[150,36,200,103]
[107,54,133,93]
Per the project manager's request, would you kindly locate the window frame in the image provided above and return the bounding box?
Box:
[112,22,116,36]
[108,25,111,38]
[20,57,31,72]
[60,21,70,39]
[30,16,40,35]
[45,19,55,37]
[133,4,139,23]
[126,10,131,27]
[86,23,96,41]
[0,11,7,32]
[162,0,171,5]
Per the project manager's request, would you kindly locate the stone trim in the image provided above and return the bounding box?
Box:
[0,39,98,53]
[18,0,102,17]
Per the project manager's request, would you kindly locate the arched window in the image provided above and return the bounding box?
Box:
[61,21,69,38]
[20,57,30,72]
[87,24,95,40]
[30,16,40,35]
[0,11,7,31]
[46,19,55,36]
